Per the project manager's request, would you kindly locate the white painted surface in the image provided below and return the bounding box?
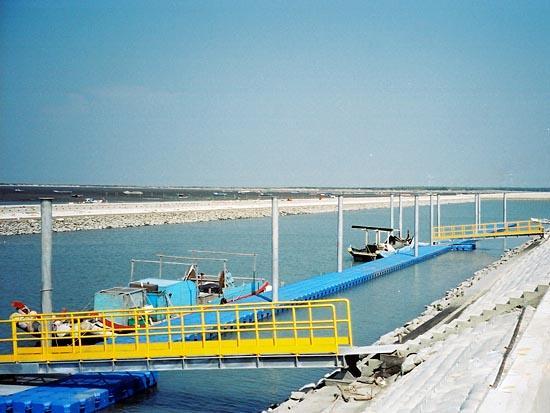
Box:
[478,290,550,413]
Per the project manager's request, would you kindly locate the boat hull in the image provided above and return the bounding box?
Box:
[347,247,380,262]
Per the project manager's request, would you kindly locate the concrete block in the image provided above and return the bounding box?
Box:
[455,319,471,329]
[494,303,512,314]
[523,291,541,304]
[380,354,405,368]
[469,314,485,324]
[508,297,524,307]
[481,309,497,319]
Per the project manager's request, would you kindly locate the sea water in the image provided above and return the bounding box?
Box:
[1,199,549,412]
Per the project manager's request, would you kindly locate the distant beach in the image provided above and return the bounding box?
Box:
[1,192,549,236]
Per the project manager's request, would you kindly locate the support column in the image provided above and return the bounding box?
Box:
[337,195,344,273]
[389,194,394,233]
[503,192,507,224]
[436,194,441,227]
[429,193,434,245]
[40,198,53,314]
[271,197,279,302]
[414,195,419,257]
[398,194,403,236]
[478,193,482,227]
[474,193,480,228]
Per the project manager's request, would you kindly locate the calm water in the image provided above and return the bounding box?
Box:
[1,200,549,412]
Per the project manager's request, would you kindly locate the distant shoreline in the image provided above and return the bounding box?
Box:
[1,192,549,236]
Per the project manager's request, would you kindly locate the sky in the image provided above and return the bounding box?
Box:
[1,0,549,188]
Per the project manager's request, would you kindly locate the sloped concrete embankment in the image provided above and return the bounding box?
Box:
[269,235,550,413]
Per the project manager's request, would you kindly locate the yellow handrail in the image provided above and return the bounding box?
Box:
[432,220,544,241]
[0,299,352,364]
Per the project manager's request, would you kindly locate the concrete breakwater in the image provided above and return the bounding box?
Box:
[2,193,547,236]
[269,235,550,412]
[0,200,370,236]
[0,195,457,236]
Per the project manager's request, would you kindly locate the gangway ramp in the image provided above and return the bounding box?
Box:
[432,220,544,242]
[0,299,363,374]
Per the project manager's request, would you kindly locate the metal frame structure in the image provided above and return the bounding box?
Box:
[432,220,544,242]
[0,299,353,374]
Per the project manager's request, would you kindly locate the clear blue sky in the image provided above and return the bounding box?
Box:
[1,1,549,187]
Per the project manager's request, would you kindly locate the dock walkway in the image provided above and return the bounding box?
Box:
[117,244,454,344]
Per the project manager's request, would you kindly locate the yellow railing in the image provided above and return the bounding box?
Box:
[432,220,544,241]
[0,299,352,364]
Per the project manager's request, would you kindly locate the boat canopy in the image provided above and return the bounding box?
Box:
[351,225,394,232]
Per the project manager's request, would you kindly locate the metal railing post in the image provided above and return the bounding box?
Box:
[337,195,344,273]
[272,197,279,302]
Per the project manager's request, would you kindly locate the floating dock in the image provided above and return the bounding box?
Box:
[0,372,157,413]
[0,243,469,412]
[118,243,462,344]
[274,244,455,301]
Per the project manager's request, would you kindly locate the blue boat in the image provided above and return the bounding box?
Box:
[93,250,270,329]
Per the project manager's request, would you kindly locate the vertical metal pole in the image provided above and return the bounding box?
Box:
[474,193,479,228]
[398,194,403,236]
[503,192,507,224]
[337,195,344,273]
[478,193,482,226]
[130,260,135,281]
[414,195,419,257]
[159,255,163,278]
[389,194,394,232]
[252,253,257,289]
[437,194,441,227]
[271,197,279,302]
[40,198,53,314]
[429,194,434,245]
